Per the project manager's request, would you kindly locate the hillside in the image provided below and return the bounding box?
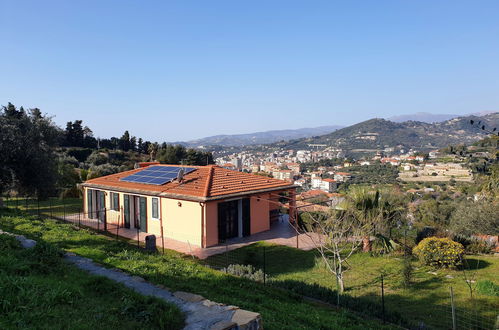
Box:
[182,125,343,147]
[274,113,499,152]
[388,112,459,123]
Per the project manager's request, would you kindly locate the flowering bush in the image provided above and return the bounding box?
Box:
[413,237,464,268]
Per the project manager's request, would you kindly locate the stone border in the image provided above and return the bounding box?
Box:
[0,230,262,330]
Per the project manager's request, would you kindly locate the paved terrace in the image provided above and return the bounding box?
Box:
[63,214,320,259]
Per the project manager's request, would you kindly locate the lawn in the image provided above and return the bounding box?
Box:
[0,233,184,330]
[0,209,395,330]
[205,242,499,329]
[3,197,83,217]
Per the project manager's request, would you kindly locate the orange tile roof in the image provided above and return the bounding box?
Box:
[138,161,160,168]
[82,164,294,201]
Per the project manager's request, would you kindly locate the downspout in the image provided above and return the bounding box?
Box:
[200,166,214,248]
[160,197,165,253]
[200,202,205,248]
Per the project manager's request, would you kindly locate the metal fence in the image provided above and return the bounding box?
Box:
[1,195,497,329]
[0,195,162,250]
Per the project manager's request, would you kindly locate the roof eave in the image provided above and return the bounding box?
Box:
[81,182,297,203]
[200,184,297,202]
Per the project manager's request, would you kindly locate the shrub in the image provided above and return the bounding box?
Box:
[401,258,413,287]
[465,240,494,255]
[413,237,464,268]
[224,264,265,282]
[476,280,499,297]
[452,235,494,254]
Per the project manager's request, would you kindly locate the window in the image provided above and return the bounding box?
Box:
[111,192,120,211]
[152,198,159,219]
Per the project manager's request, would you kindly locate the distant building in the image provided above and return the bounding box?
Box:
[334,172,351,182]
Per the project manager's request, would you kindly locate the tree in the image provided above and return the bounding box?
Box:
[345,187,384,252]
[137,138,143,153]
[301,210,364,294]
[148,142,159,161]
[450,201,499,236]
[119,131,131,151]
[130,136,137,152]
[300,187,389,294]
[0,103,60,200]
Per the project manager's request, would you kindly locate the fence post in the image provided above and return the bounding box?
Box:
[78,208,81,227]
[161,225,165,254]
[450,286,457,330]
[381,274,385,323]
[63,198,66,220]
[116,214,120,239]
[104,208,107,232]
[37,196,40,219]
[225,242,229,273]
[136,226,140,248]
[263,245,267,285]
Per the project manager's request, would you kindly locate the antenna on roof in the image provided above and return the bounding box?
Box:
[177,168,185,183]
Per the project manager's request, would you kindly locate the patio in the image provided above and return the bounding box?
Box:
[62,213,320,259]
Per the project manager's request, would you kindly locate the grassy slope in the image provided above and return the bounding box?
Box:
[0,210,394,330]
[3,197,82,216]
[0,233,184,330]
[205,242,499,328]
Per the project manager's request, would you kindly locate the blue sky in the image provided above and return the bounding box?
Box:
[1,1,498,142]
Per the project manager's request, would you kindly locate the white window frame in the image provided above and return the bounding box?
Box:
[111,192,120,211]
[151,197,159,219]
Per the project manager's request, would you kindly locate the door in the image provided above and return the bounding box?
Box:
[139,197,147,232]
[97,191,106,228]
[218,200,239,241]
[242,198,251,237]
[87,189,94,218]
[124,195,130,228]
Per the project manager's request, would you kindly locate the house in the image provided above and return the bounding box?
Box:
[272,169,293,181]
[285,162,301,175]
[321,178,337,193]
[81,164,296,248]
[334,172,351,182]
[310,177,337,193]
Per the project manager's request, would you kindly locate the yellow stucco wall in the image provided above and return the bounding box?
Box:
[161,198,202,246]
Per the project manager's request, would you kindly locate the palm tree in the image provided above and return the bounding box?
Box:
[148,142,159,162]
[344,187,405,252]
[343,187,383,252]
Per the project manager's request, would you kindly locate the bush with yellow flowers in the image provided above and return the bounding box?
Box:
[413,237,464,268]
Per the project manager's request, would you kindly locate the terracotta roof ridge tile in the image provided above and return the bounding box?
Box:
[203,166,214,197]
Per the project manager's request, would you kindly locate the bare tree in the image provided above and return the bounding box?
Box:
[300,188,393,295]
[460,256,480,299]
[301,209,374,295]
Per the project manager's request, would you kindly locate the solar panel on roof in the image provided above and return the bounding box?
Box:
[120,166,197,185]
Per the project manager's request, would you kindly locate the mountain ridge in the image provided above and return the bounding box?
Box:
[272,113,499,152]
[180,125,343,147]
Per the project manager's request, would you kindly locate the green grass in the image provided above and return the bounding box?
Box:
[0,209,394,330]
[0,233,184,330]
[205,242,499,329]
[3,197,83,217]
